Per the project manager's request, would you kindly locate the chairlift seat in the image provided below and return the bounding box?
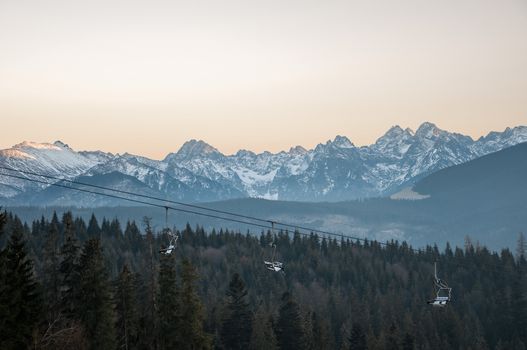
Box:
[264,261,283,272]
[160,244,175,255]
[428,298,449,307]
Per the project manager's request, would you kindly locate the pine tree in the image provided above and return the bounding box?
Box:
[348,323,367,350]
[158,252,180,350]
[0,209,7,334]
[42,218,61,320]
[401,332,414,350]
[221,273,253,350]
[76,238,116,350]
[517,232,526,261]
[249,305,277,350]
[0,218,42,349]
[115,264,140,350]
[59,212,80,317]
[512,263,527,344]
[86,213,101,238]
[178,258,211,349]
[138,217,158,350]
[275,292,305,350]
[384,322,400,350]
[311,312,332,350]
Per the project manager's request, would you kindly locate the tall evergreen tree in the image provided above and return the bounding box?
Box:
[221,273,253,350]
[115,264,140,350]
[0,209,7,333]
[249,305,277,350]
[512,263,527,343]
[59,212,80,317]
[401,332,414,350]
[384,322,400,350]
[42,218,61,320]
[76,238,116,350]
[311,312,332,350]
[275,292,305,350]
[0,218,42,349]
[348,323,367,350]
[139,216,158,349]
[517,232,527,261]
[158,252,179,350]
[178,258,211,349]
[86,213,101,238]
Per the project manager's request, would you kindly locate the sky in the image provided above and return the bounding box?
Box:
[1,0,526,159]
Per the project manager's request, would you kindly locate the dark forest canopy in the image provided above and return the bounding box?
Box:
[0,209,526,349]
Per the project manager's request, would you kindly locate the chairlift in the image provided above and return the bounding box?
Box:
[427,262,452,307]
[159,207,178,255]
[264,221,284,272]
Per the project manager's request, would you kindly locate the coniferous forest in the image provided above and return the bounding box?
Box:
[1,209,526,350]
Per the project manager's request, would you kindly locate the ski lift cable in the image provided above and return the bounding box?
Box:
[0,169,465,304]
[0,166,415,249]
[0,165,385,244]
[0,170,352,243]
[1,167,521,268]
[0,171,519,273]
[0,165,275,223]
[0,171,276,231]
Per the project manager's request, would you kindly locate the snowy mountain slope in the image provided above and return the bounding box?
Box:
[1,122,526,205]
[0,141,101,197]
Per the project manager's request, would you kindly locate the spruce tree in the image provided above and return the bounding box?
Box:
[517,232,527,261]
[275,292,305,350]
[138,217,158,350]
[384,322,400,350]
[221,273,253,350]
[0,210,7,333]
[87,213,101,238]
[0,218,42,349]
[249,305,277,350]
[59,211,80,317]
[42,218,61,320]
[512,264,527,343]
[401,332,414,350]
[311,312,332,350]
[348,323,367,350]
[158,252,180,350]
[76,238,116,350]
[178,258,211,349]
[115,264,140,350]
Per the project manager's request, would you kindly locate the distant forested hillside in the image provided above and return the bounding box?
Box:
[1,210,526,349]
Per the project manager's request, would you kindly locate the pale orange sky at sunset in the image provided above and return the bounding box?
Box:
[1,0,526,159]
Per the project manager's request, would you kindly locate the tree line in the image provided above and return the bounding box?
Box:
[0,209,526,349]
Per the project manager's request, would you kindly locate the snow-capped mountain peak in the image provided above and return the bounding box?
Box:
[415,122,442,139]
[15,141,62,151]
[53,140,72,149]
[289,145,307,155]
[165,139,223,162]
[331,135,355,148]
[1,121,527,204]
[371,125,414,158]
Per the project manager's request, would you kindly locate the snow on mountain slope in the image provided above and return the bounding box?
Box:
[472,126,527,156]
[0,141,103,197]
[1,122,526,204]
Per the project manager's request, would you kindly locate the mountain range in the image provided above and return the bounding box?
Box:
[6,141,527,250]
[1,122,526,205]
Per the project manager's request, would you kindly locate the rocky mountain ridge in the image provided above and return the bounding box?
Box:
[1,122,526,204]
